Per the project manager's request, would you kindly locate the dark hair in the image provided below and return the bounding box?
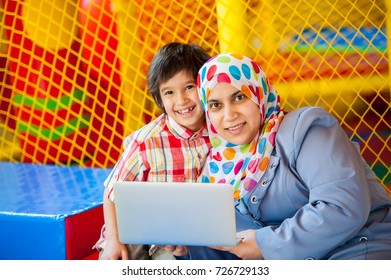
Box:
[146,42,211,111]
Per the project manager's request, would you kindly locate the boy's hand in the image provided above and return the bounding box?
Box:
[99,240,128,260]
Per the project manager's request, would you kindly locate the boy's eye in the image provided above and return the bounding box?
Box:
[186,84,195,90]
[163,90,173,95]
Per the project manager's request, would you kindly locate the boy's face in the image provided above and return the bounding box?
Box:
[159,70,205,132]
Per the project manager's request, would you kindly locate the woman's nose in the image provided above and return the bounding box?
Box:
[224,105,238,121]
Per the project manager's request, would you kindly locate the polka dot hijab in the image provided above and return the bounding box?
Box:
[197,53,285,199]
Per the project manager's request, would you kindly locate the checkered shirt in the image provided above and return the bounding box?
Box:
[105,114,211,201]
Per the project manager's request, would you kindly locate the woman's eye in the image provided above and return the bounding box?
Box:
[209,103,220,110]
[234,93,245,101]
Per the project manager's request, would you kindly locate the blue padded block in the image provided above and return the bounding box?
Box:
[0,162,110,260]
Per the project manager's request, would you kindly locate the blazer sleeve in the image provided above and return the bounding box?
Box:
[256,107,371,259]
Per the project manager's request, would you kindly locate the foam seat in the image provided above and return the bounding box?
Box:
[0,162,110,260]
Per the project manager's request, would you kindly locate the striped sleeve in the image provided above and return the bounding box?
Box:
[105,137,143,201]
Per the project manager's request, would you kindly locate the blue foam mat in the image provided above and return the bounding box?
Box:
[0,162,111,259]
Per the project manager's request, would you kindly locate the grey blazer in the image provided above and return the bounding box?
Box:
[236,107,391,260]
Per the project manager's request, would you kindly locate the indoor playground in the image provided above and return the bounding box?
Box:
[0,0,390,259]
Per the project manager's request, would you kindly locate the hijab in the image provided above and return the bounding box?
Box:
[197,53,285,199]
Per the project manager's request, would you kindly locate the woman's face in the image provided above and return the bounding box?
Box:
[207,83,261,145]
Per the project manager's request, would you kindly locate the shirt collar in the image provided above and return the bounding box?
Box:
[166,115,208,140]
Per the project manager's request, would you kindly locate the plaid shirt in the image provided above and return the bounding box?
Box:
[105,114,211,201]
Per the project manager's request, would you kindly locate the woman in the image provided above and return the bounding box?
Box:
[184,53,391,260]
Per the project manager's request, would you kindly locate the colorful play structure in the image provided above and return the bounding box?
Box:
[0,0,390,259]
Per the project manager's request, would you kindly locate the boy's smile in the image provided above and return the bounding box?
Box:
[176,105,195,116]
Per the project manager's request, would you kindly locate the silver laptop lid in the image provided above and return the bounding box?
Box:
[113,181,236,246]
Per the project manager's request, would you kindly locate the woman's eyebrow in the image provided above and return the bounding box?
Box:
[206,98,218,104]
[207,90,241,104]
[231,90,242,97]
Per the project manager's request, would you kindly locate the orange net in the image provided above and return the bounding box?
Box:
[0,0,390,191]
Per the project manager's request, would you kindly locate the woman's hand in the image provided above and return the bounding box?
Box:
[210,230,263,260]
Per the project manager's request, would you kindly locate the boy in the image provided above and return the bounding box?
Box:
[95,42,211,260]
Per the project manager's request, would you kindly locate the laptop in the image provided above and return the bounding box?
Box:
[113,181,237,246]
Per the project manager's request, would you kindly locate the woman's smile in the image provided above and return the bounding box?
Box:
[225,122,246,133]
